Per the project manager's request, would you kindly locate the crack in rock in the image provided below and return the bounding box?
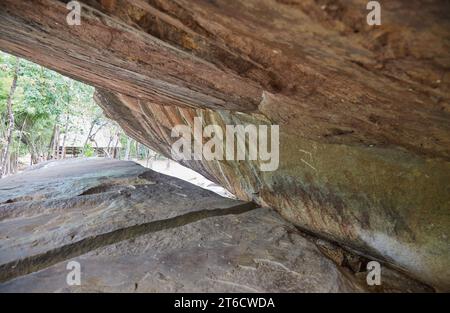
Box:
[0,202,259,283]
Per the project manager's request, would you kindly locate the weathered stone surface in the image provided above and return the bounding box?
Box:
[94,91,450,291]
[0,158,243,266]
[0,0,449,290]
[1,0,449,156]
[0,158,364,292]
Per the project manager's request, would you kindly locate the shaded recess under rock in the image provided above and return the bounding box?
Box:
[0,159,431,292]
[0,0,448,290]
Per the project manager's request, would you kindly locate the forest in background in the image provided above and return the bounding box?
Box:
[0,52,159,178]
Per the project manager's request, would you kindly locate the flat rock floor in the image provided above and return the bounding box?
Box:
[0,158,429,292]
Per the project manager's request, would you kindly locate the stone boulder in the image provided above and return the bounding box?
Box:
[0,0,448,290]
[0,158,353,292]
[0,158,430,292]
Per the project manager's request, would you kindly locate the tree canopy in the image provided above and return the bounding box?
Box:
[0,51,151,176]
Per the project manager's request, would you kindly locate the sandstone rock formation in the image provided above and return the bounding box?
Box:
[0,158,431,292]
[0,0,449,290]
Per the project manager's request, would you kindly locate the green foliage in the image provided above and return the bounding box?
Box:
[0,51,150,173]
[0,51,112,167]
[83,144,95,157]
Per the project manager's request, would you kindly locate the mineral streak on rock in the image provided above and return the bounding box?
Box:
[0,159,432,292]
[0,159,343,292]
[0,0,449,290]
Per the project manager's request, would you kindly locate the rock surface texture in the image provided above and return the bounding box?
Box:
[0,159,340,292]
[0,0,449,290]
[0,159,432,292]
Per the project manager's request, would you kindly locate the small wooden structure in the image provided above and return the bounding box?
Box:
[55,118,122,159]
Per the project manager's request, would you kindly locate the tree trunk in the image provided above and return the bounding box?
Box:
[47,115,60,160]
[30,144,38,165]
[53,125,60,159]
[22,134,37,165]
[104,133,114,158]
[112,132,120,159]
[1,58,19,177]
[83,119,96,152]
[124,137,131,160]
[15,116,27,171]
[145,148,153,169]
[135,141,140,160]
[61,115,70,159]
